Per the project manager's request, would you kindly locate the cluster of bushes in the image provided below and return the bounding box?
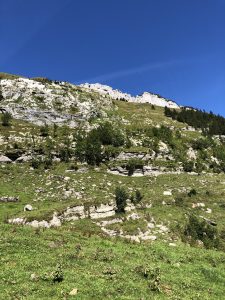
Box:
[183,214,219,249]
[115,186,143,213]
[145,125,173,143]
[75,122,126,165]
[165,106,225,135]
[125,159,144,176]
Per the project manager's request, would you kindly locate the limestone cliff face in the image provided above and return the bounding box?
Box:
[80,83,179,108]
[0,78,113,126]
[0,76,179,126]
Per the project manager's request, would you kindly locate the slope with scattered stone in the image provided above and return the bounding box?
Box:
[1,72,225,299]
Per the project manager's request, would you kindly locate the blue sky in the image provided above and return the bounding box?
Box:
[0,0,224,115]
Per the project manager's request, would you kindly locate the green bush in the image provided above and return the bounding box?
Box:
[31,157,42,169]
[126,159,144,176]
[1,112,12,126]
[40,124,49,137]
[97,122,125,147]
[151,125,173,143]
[85,130,103,165]
[183,161,194,172]
[75,129,103,165]
[188,189,197,197]
[103,145,120,161]
[183,214,219,249]
[192,138,212,150]
[115,187,128,213]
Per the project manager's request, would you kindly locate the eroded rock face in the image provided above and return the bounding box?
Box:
[80,83,180,108]
[8,201,170,243]
[62,205,86,221]
[0,78,113,126]
[116,152,152,161]
[89,203,116,219]
[108,165,181,177]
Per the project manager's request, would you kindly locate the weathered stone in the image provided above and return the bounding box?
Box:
[63,205,86,220]
[16,155,32,163]
[49,213,61,227]
[163,191,172,196]
[127,213,140,220]
[69,288,78,296]
[124,200,135,212]
[140,235,157,241]
[24,204,33,211]
[0,196,19,203]
[89,203,116,219]
[0,155,12,163]
[8,217,25,225]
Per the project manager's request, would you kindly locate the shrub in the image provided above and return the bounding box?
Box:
[131,190,143,204]
[192,138,212,150]
[151,125,173,143]
[0,89,3,100]
[183,161,194,172]
[40,124,49,137]
[75,129,103,165]
[148,267,161,292]
[103,145,120,161]
[53,123,58,138]
[85,130,102,165]
[115,187,128,213]
[97,122,125,147]
[1,112,12,126]
[31,157,42,169]
[188,189,197,197]
[52,264,64,283]
[183,214,219,249]
[126,159,144,176]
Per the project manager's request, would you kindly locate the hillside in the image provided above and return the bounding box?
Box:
[1,73,225,299]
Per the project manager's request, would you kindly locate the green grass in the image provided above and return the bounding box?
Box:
[1,94,225,298]
[1,222,225,299]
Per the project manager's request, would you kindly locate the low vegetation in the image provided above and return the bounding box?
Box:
[1,75,225,298]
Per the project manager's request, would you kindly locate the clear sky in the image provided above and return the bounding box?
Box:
[0,0,224,115]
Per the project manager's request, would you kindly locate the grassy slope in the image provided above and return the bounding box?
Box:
[1,100,225,299]
[1,223,225,300]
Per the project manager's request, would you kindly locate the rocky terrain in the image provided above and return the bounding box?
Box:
[1,72,225,299]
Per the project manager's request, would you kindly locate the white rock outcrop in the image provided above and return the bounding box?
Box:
[80,83,180,108]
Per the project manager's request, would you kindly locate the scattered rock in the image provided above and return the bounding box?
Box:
[127,213,140,220]
[30,273,38,281]
[0,155,12,163]
[0,196,19,203]
[24,204,33,211]
[163,191,172,196]
[89,203,116,219]
[8,217,25,225]
[16,155,32,163]
[49,213,61,227]
[124,200,136,212]
[69,288,78,296]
